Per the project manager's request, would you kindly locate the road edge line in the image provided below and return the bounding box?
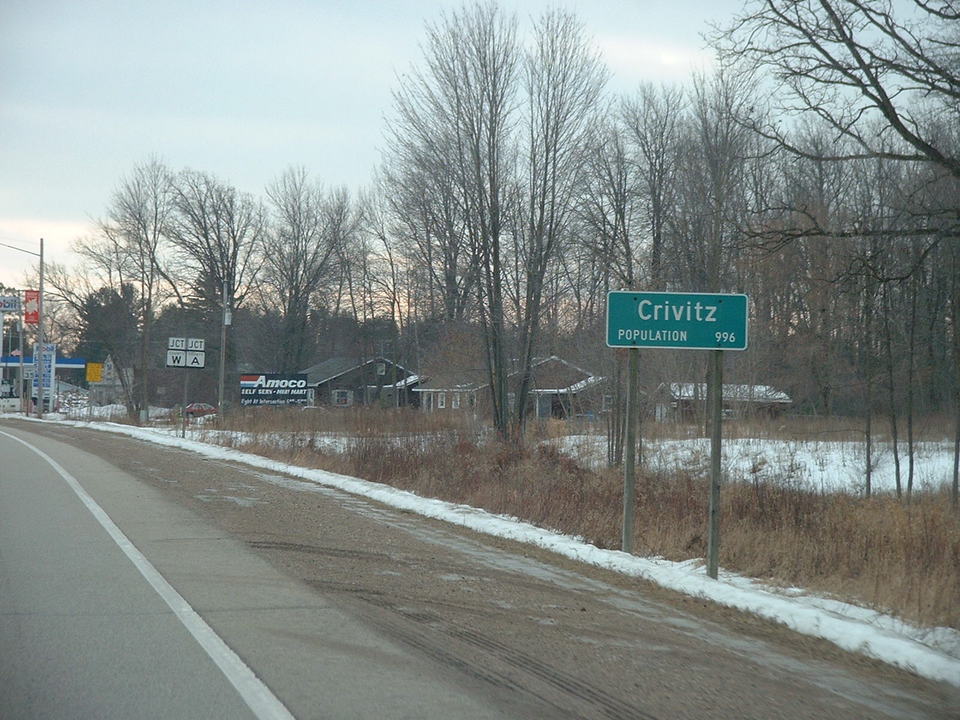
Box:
[0,429,297,720]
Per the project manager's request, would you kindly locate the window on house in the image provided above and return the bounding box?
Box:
[452,393,460,409]
[602,394,614,413]
[438,392,446,409]
[468,393,476,408]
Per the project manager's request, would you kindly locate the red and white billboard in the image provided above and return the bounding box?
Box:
[23,290,40,324]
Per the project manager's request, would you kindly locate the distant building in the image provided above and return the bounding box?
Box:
[88,355,132,406]
[414,356,604,420]
[657,383,792,421]
[299,356,418,407]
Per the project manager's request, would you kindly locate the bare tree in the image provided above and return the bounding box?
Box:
[168,169,264,314]
[262,168,342,371]
[382,116,478,322]
[715,0,960,179]
[511,7,607,433]
[391,1,520,436]
[91,158,177,419]
[622,83,686,288]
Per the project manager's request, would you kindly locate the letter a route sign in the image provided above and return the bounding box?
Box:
[606,291,748,351]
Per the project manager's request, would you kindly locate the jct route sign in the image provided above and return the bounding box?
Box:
[606,291,748,351]
[166,337,206,368]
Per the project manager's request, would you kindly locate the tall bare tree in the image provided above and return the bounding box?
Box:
[622,83,685,289]
[91,158,177,419]
[262,168,342,371]
[511,7,607,433]
[391,1,520,435]
[168,169,263,315]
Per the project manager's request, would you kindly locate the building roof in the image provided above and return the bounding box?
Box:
[299,356,409,386]
[386,374,423,389]
[414,356,601,394]
[412,368,488,392]
[669,383,792,404]
[528,375,605,394]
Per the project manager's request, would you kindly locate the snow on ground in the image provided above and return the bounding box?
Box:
[152,427,453,455]
[5,414,959,686]
[555,434,956,495]
[54,404,172,421]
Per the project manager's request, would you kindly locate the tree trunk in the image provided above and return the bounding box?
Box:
[863,279,874,497]
[952,247,960,508]
[881,282,902,499]
[906,269,918,500]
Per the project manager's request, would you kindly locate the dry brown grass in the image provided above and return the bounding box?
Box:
[205,408,959,630]
[218,405,481,437]
[633,471,960,629]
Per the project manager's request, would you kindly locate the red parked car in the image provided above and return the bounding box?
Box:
[184,402,217,418]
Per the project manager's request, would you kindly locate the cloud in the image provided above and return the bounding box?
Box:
[0,217,89,287]
[597,34,715,84]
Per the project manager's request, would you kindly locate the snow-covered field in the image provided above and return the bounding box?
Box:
[4,413,959,686]
[555,434,956,495]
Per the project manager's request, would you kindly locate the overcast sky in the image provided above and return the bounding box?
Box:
[0,0,740,287]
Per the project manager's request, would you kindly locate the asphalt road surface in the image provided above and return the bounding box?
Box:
[1,419,957,719]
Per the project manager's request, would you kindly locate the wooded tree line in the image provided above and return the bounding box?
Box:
[20,1,959,485]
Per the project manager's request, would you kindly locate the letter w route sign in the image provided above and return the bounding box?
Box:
[606,291,748,351]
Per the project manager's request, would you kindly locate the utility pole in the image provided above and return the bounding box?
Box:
[36,238,44,417]
[217,278,231,415]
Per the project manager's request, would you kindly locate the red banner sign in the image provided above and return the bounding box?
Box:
[23,290,39,324]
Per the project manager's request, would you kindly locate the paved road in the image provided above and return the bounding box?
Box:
[1,420,957,719]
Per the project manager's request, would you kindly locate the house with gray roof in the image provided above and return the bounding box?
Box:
[659,383,792,421]
[299,356,417,407]
[413,356,604,419]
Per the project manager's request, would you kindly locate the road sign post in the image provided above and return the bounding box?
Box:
[707,349,724,579]
[607,291,748,578]
[621,347,639,553]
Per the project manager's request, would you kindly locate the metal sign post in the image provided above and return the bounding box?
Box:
[621,347,639,553]
[707,349,723,579]
[0,312,5,394]
[607,290,748,578]
[181,370,189,439]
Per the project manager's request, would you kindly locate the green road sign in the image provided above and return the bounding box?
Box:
[606,291,748,350]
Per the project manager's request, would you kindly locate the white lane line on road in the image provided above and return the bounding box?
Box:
[0,429,297,720]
